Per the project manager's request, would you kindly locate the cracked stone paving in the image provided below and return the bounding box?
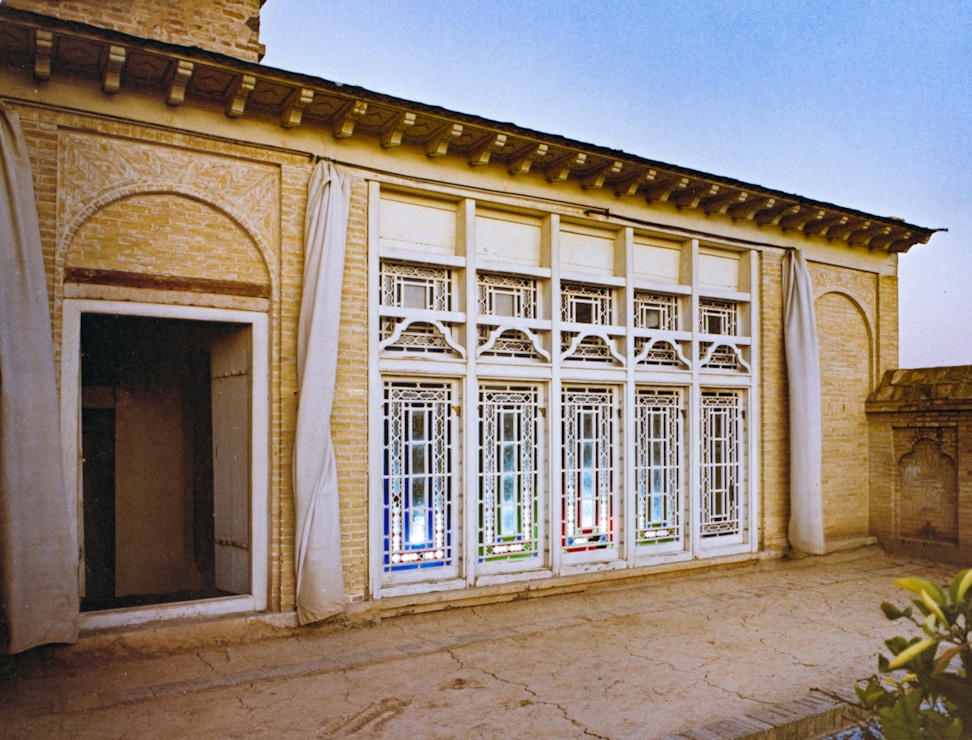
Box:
[0,547,951,739]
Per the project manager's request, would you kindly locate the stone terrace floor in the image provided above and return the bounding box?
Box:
[0,547,954,739]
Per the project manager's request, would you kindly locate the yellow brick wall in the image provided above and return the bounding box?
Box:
[66,193,270,286]
[334,178,370,601]
[5,0,266,61]
[758,249,790,551]
[815,290,873,541]
[12,96,905,614]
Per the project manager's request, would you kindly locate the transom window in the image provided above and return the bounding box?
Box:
[478,273,536,319]
[634,291,678,331]
[381,261,451,311]
[561,282,612,325]
[698,298,737,336]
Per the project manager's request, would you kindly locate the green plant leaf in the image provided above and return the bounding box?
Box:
[933,641,972,675]
[951,569,972,604]
[896,577,947,605]
[882,601,904,620]
[887,638,937,670]
[921,589,949,625]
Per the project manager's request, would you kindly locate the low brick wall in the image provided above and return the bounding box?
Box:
[866,366,972,563]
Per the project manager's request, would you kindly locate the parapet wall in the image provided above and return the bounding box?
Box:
[3,0,266,61]
[866,366,972,563]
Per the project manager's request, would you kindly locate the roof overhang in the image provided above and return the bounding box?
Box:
[0,5,943,253]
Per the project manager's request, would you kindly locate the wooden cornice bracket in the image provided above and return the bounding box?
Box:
[508,143,549,175]
[167,60,195,106]
[866,227,900,250]
[726,195,770,220]
[102,45,126,94]
[426,123,463,157]
[845,221,891,247]
[754,201,798,226]
[544,151,586,181]
[671,182,717,209]
[643,175,687,203]
[700,188,743,215]
[33,30,52,81]
[824,217,862,241]
[467,133,507,166]
[889,234,919,253]
[804,213,844,237]
[380,111,416,148]
[613,168,649,196]
[580,160,623,189]
[333,99,368,139]
[779,207,825,232]
[280,87,314,128]
[226,74,256,117]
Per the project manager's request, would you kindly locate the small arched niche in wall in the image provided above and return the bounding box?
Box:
[895,431,959,544]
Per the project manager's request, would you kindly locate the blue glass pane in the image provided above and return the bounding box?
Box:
[501,473,515,503]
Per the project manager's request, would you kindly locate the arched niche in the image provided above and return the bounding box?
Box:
[815,290,873,542]
[63,192,271,297]
[897,437,959,544]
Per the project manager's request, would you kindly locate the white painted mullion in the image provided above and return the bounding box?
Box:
[685,239,702,559]
[619,227,635,565]
[747,248,760,552]
[545,214,563,574]
[459,198,478,585]
[367,180,384,598]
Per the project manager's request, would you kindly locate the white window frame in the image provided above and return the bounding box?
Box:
[380,378,460,584]
[476,383,545,574]
[62,299,269,630]
[368,181,759,598]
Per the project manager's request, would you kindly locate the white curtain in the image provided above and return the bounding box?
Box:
[293,161,351,624]
[782,248,826,554]
[0,102,79,652]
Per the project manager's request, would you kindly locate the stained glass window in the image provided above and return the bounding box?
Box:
[383,381,453,570]
[562,387,615,552]
[701,390,742,538]
[478,386,540,562]
[635,389,682,546]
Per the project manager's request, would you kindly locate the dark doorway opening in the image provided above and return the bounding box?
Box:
[80,314,251,611]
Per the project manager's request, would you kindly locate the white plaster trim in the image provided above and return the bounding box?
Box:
[61,299,269,623]
[476,324,551,361]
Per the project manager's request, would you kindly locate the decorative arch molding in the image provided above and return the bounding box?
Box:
[57,183,274,284]
[55,130,280,300]
[814,289,875,388]
[809,259,878,387]
[808,262,876,336]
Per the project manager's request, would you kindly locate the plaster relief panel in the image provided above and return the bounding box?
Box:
[893,427,959,544]
[809,262,876,332]
[58,132,279,264]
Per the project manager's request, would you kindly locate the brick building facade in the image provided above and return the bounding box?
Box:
[0,1,939,638]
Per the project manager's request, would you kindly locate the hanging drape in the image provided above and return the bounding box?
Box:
[0,103,79,653]
[782,248,826,554]
[293,161,351,624]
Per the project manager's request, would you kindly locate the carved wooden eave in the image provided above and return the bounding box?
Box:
[0,6,942,252]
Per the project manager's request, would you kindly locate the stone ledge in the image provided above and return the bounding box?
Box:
[661,690,868,740]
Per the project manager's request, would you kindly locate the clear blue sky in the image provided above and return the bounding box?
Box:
[261,0,971,368]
